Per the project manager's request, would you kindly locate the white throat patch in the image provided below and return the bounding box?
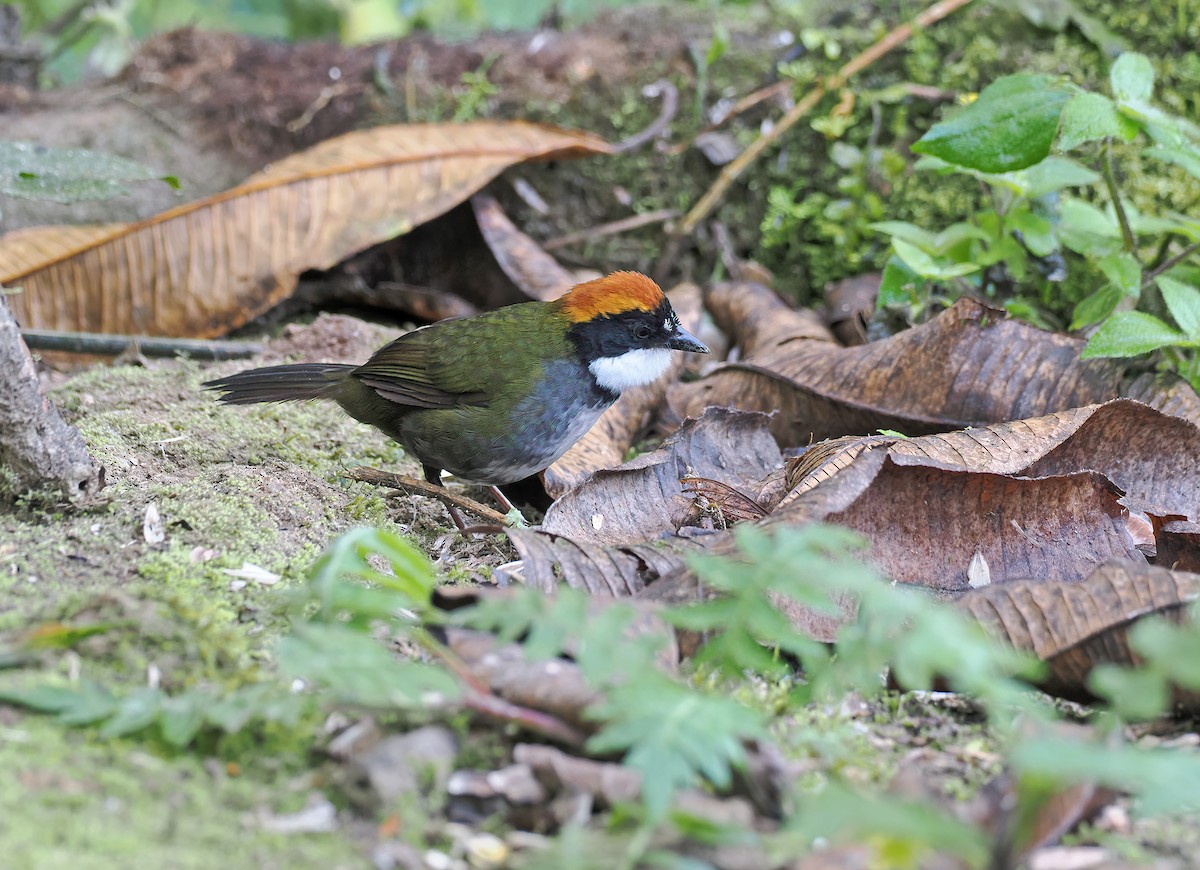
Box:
[589,348,673,393]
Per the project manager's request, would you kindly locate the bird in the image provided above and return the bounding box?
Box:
[204,271,708,529]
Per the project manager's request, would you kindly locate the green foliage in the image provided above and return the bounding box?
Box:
[778,783,990,867]
[10,520,1200,865]
[9,0,702,83]
[0,679,307,747]
[870,51,1200,387]
[911,74,1074,173]
[0,141,176,215]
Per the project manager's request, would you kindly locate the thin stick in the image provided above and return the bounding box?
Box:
[1103,139,1138,256]
[612,80,679,153]
[20,329,263,360]
[542,209,679,251]
[664,0,977,250]
[344,466,509,526]
[414,628,586,747]
[1142,239,1200,289]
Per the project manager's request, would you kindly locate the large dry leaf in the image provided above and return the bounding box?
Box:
[670,294,1132,445]
[542,284,705,498]
[542,407,782,546]
[787,400,1200,521]
[0,121,611,337]
[956,561,1200,708]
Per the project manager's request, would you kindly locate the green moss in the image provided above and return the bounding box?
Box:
[0,715,366,870]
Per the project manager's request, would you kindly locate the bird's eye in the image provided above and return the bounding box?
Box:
[634,324,652,340]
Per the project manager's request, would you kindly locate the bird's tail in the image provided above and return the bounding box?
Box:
[203,363,355,404]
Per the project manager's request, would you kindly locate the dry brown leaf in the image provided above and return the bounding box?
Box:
[1154,518,1200,573]
[443,627,601,731]
[956,561,1200,706]
[670,296,1129,445]
[703,279,836,357]
[0,121,611,337]
[505,528,705,596]
[784,400,1200,521]
[470,193,581,301]
[542,284,704,498]
[541,407,781,546]
[792,464,1138,594]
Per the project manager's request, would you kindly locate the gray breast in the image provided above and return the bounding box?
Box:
[464,358,613,483]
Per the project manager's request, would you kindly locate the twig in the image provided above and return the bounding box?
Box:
[612,80,679,153]
[344,466,509,526]
[665,80,792,155]
[1103,139,1138,256]
[1142,239,1200,289]
[658,0,977,275]
[286,82,352,133]
[20,329,263,360]
[542,209,679,251]
[414,628,586,747]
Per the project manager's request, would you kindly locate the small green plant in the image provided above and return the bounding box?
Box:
[868,53,1200,386]
[451,55,501,123]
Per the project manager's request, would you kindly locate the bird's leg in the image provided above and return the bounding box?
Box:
[423,464,468,532]
[487,486,516,515]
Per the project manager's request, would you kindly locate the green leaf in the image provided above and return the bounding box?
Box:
[1088,664,1169,720]
[305,527,436,622]
[876,258,921,308]
[1096,251,1141,296]
[276,623,460,709]
[993,156,1102,198]
[1058,196,1123,257]
[1013,735,1200,815]
[788,784,989,866]
[1130,614,1200,688]
[1081,311,1191,358]
[1158,275,1200,339]
[1144,145,1200,181]
[891,238,980,280]
[159,691,206,747]
[1007,208,1057,257]
[1070,284,1123,330]
[0,142,171,203]
[99,687,163,738]
[1110,52,1155,104]
[1058,92,1140,149]
[868,221,938,251]
[911,73,1072,172]
[587,675,764,822]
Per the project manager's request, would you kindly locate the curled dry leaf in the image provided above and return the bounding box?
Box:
[543,284,705,498]
[505,528,705,597]
[671,295,1133,445]
[0,121,611,337]
[956,561,1200,708]
[470,193,583,302]
[541,407,781,546]
[785,399,1200,520]
[703,279,836,357]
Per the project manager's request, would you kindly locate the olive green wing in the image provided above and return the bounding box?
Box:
[349,306,566,409]
[351,326,490,410]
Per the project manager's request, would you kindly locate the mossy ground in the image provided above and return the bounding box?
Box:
[0,334,512,867]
